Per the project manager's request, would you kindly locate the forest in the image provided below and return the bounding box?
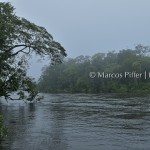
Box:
[1,1,150,149]
[38,45,150,94]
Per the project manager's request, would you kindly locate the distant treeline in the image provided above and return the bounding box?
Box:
[38,45,150,93]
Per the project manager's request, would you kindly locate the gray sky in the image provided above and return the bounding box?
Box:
[2,0,150,79]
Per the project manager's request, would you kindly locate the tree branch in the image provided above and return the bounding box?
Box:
[11,46,31,56]
[7,44,27,51]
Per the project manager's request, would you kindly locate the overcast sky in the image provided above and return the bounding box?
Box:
[2,0,150,79]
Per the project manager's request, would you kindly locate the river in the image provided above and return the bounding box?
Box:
[0,94,150,150]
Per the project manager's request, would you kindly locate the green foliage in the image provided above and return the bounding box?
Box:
[38,45,150,94]
[0,115,8,141]
[0,2,66,101]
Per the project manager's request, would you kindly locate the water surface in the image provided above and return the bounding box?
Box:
[0,94,150,150]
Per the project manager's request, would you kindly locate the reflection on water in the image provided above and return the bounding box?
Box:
[0,94,150,150]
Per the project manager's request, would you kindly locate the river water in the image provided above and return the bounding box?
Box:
[0,94,150,150]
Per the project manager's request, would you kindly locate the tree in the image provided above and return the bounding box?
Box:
[0,2,67,101]
[38,45,150,94]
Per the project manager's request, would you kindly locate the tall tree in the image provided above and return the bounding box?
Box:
[0,2,67,101]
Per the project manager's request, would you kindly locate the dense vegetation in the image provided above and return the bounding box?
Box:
[0,115,7,142]
[0,2,66,141]
[38,45,150,93]
[0,2,66,101]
